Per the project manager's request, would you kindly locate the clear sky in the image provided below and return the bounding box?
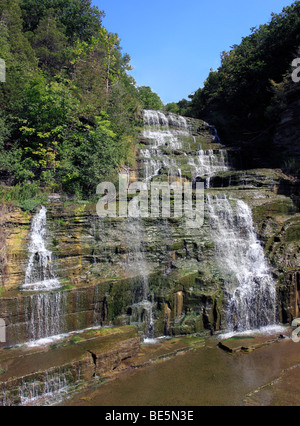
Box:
[93,0,296,104]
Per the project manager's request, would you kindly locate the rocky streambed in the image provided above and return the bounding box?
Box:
[61,327,300,407]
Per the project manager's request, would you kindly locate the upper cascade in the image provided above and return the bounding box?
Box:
[22,206,60,292]
[140,109,229,185]
[143,109,189,131]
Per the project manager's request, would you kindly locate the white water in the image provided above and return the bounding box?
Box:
[142,110,228,184]
[219,325,288,340]
[5,365,81,407]
[143,110,188,130]
[138,110,232,337]
[22,206,60,291]
[126,218,155,339]
[18,368,71,406]
[189,148,228,187]
[25,292,67,341]
[24,325,103,348]
[141,110,190,181]
[207,195,277,332]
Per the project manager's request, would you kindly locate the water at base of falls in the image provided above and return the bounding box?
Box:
[219,325,288,340]
[22,206,60,292]
[207,195,277,332]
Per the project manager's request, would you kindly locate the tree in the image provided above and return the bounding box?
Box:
[17,74,80,186]
[0,0,37,111]
[0,0,163,202]
[19,0,104,43]
[137,86,164,110]
[60,114,121,195]
[165,103,180,114]
[28,11,69,74]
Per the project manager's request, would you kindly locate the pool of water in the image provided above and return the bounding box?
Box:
[62,334,300,406]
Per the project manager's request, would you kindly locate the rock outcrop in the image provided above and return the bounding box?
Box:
[0,326,140,406]
[0,111,299,350]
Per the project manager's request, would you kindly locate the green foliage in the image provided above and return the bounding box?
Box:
[19,0,104,42]
[0,182,47,211]
[137,86,164,110]
[165,102,180,114]
[178,2,300,135]
[0,0,37,111]
[170,1,300,175]
[0,0,151,203]
[59,114,121,195]
[28,12,69,74]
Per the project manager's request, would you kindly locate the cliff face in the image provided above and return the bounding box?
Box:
[0,205,7,287]
[273,84,300,158]
[0,112,299,348]
[272,85,300,208]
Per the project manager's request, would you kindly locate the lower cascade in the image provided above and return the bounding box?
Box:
[25,293,67,342]
[1,365,81,407]
[126,217,155,339]
[207,195,277,332]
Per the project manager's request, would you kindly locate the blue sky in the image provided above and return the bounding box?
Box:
[93,0,296,104]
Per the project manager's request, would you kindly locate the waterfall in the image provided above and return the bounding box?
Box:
[141,110,190,181]
[16,207,67,345]
[207,195,277,332]
[143,110,188,130]
[142,110,229,184]
[1,365,80,406]
[189,148,228,188]
[18,368,70,406]
[136,110,232,338]
[126,218,154,339]
[22,206,60,291]
[25,292,67,342]
[133,109,198,337]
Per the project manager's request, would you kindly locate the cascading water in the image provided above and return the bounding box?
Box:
[126,218,154,339]
[1,365,81,406]
[25,292,67,342]
[142,110,229,185]
[142,111,278,334]
[22,206,60,291]
[141,110,190,181]
[207,194,277,332]
[136,110,232,338]
[189,148,228,188]
[19,206,68,347]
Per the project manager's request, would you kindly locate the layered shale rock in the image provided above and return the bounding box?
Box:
[0,326,140,406]
[0,111,299,353]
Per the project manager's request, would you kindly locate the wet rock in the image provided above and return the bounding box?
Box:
[0,326,140,406]
[218,335,280,353]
